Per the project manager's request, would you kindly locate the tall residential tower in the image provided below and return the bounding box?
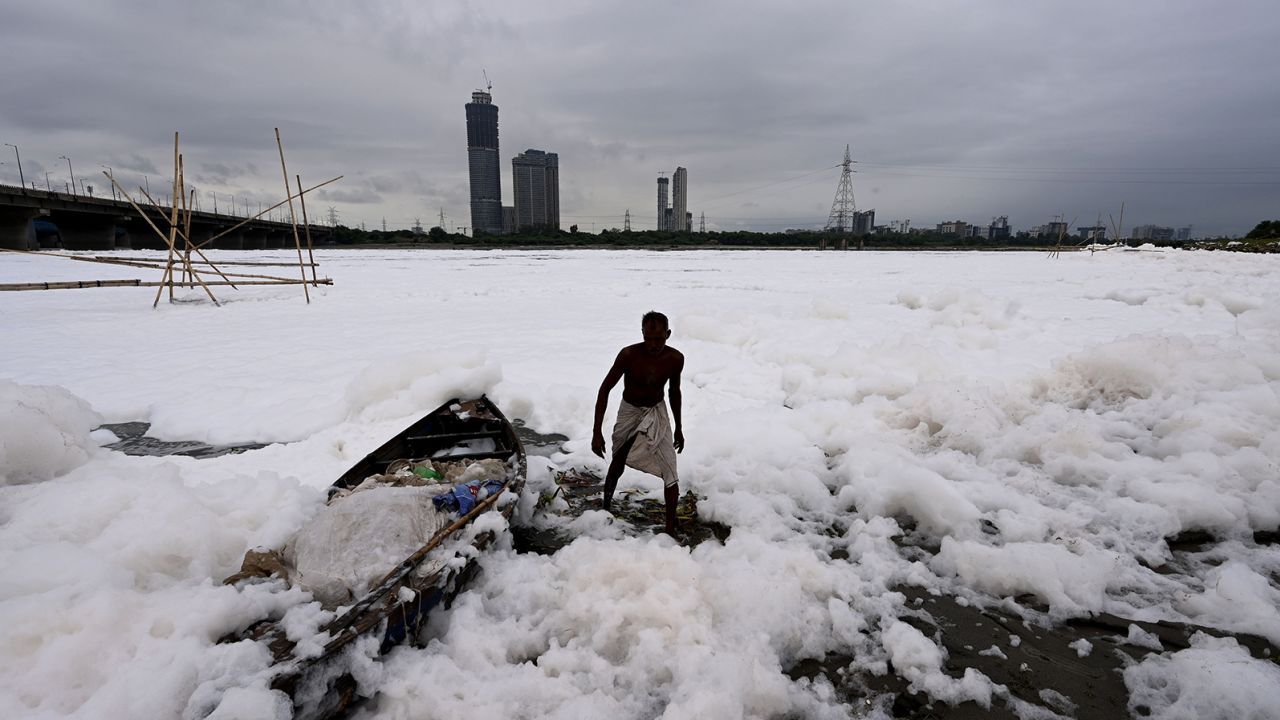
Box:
[465,90,503,235]
[512,149,560,230]
[671,167,687,231]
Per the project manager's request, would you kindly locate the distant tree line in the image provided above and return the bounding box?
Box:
[320,220,1279,252]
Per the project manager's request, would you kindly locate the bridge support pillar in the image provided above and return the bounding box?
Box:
[52,212,117,250]
[112,224,132,249]
[121,217,167,250]
[263,231,287,249]
[0,207,40,250]
[204,226,243,250]
[241,229,266,249]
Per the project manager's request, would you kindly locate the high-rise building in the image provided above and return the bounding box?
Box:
[987,216,1011,240]
[512,149,560,230]
[1131,224,1175,241]
[466,90,503,235]
[656,177,669,231]
[852,209,875,235]
[671,167,687,231]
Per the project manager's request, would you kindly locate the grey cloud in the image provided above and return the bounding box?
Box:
[2,0,1277,237]
[315,187,382,204]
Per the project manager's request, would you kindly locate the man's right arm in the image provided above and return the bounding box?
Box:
[592,349,628,457]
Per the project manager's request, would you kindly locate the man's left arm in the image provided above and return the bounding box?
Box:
[669,354,684,453]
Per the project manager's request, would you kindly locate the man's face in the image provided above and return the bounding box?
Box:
[641,321,670,355]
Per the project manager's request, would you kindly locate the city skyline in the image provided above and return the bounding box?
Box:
[2,2,1278,237]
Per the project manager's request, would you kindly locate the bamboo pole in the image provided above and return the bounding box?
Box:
[0,279,333,292]
[32,254,307,282]
[0,249,325,286]
[0,279,145,291]
[86,256,318,270]
[296,173,317,284]
[191,175,343,253]
[275,128,310,303]
[74,252,304,282]
[155,132,181,307]
[181,160,193,283]
[89,256,318,268]
[163,152,219,307]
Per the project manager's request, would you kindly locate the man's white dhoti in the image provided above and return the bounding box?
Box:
[611,399,679,488]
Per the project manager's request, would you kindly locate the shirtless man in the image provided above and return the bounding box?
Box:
[592,311,685,536]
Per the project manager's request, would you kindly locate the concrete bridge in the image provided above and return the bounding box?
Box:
[0,183,333,251]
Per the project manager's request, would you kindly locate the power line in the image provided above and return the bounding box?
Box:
[698,163,842,208]
[858,169,1280,186]
[857,160,1280,174]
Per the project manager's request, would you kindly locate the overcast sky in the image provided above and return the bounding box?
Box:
[3,0,1278,236]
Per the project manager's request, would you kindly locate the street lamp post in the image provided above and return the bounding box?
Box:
[100,165,116,200]
[58,155,76,196]
[3,143,23,188]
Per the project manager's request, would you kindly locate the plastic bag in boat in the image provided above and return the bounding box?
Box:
[286,486,452,607]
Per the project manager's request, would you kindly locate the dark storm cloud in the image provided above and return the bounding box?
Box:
[315,187,383,205]
[2,0,1277,235]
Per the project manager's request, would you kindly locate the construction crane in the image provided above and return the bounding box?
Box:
[482,69,492,92]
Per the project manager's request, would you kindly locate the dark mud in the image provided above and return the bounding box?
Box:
[98,422,270,459]
[510,419,569,458]
[97,418,568,461]
[512,467,731,553]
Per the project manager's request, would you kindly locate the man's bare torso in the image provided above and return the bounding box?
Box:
[619,343,683,407]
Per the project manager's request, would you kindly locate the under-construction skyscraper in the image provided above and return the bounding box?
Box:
[656,176,669,231]
[672,167,688,231]
[466,90,503,235]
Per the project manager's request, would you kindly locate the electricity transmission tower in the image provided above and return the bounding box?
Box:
[824,145,857,238]
[699,212,706,233]
[326,206,340,227]
[624,209,631,232]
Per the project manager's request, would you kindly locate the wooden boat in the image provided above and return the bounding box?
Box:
[222,396,525,717]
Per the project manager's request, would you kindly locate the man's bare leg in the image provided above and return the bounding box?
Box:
[663,482,679,537]
[602,435,636,512]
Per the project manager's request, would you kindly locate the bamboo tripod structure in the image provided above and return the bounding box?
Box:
[0,129,341,304]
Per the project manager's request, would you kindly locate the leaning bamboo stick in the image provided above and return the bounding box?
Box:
[104,173,218,280]
[146,279,331,287]
[106,169,227,303]
[87,255,318,268]
[191,175,343,253]
[296,174,318,284]
[275,128,309,303]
